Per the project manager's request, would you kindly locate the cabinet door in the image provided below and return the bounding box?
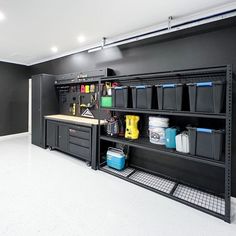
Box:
[58,125,68,151]
[46,121,58,148]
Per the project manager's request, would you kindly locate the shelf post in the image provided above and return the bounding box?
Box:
[225,65,232,223]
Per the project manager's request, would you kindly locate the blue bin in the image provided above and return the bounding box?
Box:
[165,128,177,149]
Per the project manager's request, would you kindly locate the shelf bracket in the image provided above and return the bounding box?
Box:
[168,16,173,30]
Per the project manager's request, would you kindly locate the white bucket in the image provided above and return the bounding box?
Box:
[149,117,169,145]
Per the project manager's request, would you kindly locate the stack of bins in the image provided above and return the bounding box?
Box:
[186,81,225,160]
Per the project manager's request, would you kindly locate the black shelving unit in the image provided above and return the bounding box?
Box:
[98,66,232,223]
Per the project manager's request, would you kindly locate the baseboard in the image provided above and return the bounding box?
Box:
[0,132,30,141]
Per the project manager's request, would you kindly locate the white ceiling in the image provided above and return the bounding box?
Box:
[0,0,235,65]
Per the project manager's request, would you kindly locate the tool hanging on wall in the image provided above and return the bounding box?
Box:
[103,82,112,96]
[80,85,85,93]
[69,102,77,116]
[79,94,97,109]
[72,103,76,116]
[85,85,90,93]
[90,84,95,93]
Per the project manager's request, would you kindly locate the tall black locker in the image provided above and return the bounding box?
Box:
[31,74,58,148]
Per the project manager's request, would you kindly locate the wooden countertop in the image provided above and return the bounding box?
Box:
[44,114,107,126]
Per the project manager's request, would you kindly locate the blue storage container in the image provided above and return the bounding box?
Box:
[165,128,177,148]
[106,148,126,170]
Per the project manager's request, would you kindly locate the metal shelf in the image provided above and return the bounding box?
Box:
[98,65,232,222]
[100,108,226,119]
[100,66,228,82]
[100,135,225,168]
[100,165,225,220]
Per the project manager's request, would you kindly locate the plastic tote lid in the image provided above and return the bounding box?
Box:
[149,116,169,128]
[156,83,182,88]
[149,116,169,122]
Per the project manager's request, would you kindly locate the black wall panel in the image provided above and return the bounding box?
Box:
[0,61,29,136]
[30,18,236,196]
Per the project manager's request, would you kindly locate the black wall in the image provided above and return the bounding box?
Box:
[30,18,236,195]
[0,62,29,136]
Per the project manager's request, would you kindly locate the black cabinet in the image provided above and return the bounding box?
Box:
[45,119,97,169]
[58,125,68,151]
[46,121,58,148]
[47,121,68,151]
[32,74,59,148]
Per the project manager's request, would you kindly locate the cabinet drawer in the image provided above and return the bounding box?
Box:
[69,136,90,148]
[68,143,91,161]
[68,127,91,140]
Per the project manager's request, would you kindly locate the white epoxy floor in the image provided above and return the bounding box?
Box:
[0,134,236,236]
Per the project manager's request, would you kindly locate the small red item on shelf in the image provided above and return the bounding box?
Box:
[80,85,85,93]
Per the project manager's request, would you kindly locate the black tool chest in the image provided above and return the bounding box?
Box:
[45,118,97,169]
[68,126,91,160]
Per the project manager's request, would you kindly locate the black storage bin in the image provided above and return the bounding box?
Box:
[156,84,183,111]
[131,85,153,109]
[112,86,129,108]
[187,127,224,160]
[187,81,225,113]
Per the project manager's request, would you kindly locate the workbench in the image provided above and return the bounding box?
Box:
[44,114,106,169]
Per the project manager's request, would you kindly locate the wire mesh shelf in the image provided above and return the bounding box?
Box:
[101,165,226,216]
[102,165,135,177]
[173,184,225,215]
[129,170,176,194]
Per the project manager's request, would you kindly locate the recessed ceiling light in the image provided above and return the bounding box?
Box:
[0,11,6,21]
[77,35,85,43]
[51,46,58,53]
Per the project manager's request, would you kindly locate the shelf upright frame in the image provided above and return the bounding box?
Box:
[225,65,233,223]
